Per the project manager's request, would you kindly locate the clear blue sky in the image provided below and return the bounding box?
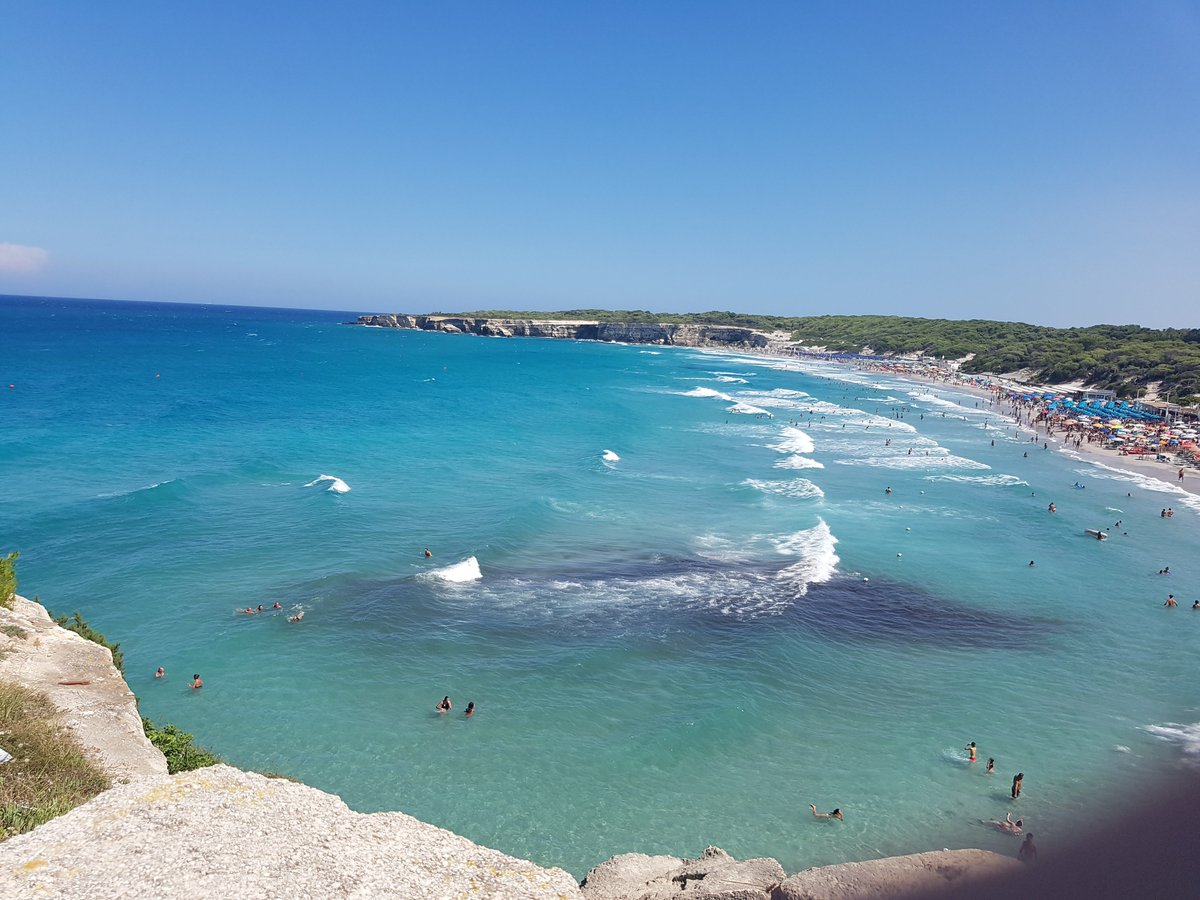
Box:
[2,1,1197,326]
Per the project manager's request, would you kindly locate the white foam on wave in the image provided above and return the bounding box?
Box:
[774,454,825,470]
[743,478,825,500]
[602,449,620,462]
[714,375,749,383]
[924,474,1029,487]
[772,519,839,593]
[639,350,661,355]
[1063,454,1200,513]
[425,556,482,583]
[680,386,735,401]
[1143,722,1200,764]
[305,474,350,494]
[95,478,179,500]
[836,453,990,471]
[727,401,773,417]
[768,426,816,455]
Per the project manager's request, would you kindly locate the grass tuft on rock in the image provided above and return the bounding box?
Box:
[0,681,110,840]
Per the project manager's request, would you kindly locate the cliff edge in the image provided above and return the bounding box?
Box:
[0,595,166,781]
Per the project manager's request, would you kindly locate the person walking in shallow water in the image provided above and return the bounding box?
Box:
[1012,772,1024,799]
[965,741,977,762]
[191,674,203,690]
[436,695,452,713]
[1018,832,1037,863]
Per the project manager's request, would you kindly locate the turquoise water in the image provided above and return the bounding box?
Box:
[2,295,1198,876]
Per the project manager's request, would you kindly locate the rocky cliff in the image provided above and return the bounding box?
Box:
[356,315,773,350]
[0,596,166,781]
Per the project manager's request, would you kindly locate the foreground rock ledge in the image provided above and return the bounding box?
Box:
[0,765,582,900]
[580,847,1020,900]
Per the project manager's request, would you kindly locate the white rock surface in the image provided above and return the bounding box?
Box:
[771,849,1022,899]
[581,846,786,900]
[0,765,583,899]
[0,595,166,781]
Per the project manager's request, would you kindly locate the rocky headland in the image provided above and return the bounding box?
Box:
[0,596,1023,898]
[355,315,779,350]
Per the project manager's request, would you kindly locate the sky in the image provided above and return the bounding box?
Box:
[1,1,1198,327]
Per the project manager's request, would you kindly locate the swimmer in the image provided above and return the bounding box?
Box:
[1159,567,1169,576]
[240,607,256,614]
[191,674,203,690]
[154,666,165,679]
[982,812,1023,834]
[256,604,264,613]
[986,758,995,775]
[885,486,892,495]
[1011,772,1024,799]
[1028,561,1035,567]
[810,804,843,820]
[465,701,475,718]
[424,548,432,558]
[271,601,282,609]
[436,695,452,713]
[965,741,977,762]
[1192,601,1199,610]
[1165,595,1177,608]
[1047,503,1056,513]
[288,611,305,622]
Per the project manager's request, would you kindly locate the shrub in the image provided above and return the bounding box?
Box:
[142,717,221,773]
[0,551,17,610]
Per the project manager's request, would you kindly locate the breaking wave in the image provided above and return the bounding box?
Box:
[305,474,350,494]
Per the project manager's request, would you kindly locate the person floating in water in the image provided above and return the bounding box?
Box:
[1192,600,1199,610]
[465,701,475,718]
[810,804,843,820]
[288,611,305,622]
[191,674,203,690]
[1048,503,1056,512]
[424,548,433,558]
[271,601,282,609]
[982,812,1023,834]
[885,486,892,495]
[965,741,977,762]
[155,666,165,679]
[436,695,452,713]
[1012,772,1024,799]
[1028,561,1035,567]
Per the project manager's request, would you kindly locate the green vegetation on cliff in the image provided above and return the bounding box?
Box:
[0,681,111,839]
[142,717,222,774]
[0,552,17,610]
[435,310,1200,402]
[52,610,124,674]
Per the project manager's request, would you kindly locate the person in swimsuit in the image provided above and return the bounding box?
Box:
[155,666,165,679]
[424,548,433,558]
[288,611,305,622]
[1165,595,1178,607]
[986,758,995,774]
[271,602,282,609]
[436,695,452,713]
[982,812,1023,833]
[191,674,203,689]
[1012,772,1024,799]
[810,804,843,820]
[465,701,475,718]
[1018,833,1037,863]
[965,741,977,762]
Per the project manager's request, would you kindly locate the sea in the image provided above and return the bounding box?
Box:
[2,294,1198,877]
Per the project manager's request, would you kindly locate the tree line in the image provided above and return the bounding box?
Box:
[436,310,1200,403]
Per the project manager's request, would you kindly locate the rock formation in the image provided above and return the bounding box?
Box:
[355,315,774,350]
[581,846,786,899]
[0,596,165,781]
[770,849,1022,898]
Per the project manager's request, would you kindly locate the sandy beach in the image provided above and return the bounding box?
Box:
[834,357,1200,501]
